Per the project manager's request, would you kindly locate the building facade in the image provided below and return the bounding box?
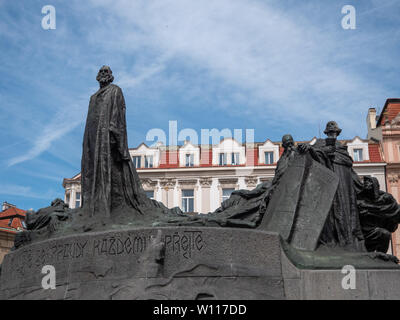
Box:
[63,137,386,216]
[0,202,26,263]
[367,99,400,256]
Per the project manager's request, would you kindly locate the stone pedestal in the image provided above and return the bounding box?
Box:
[1,227,400,300]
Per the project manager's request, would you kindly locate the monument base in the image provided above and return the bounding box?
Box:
[1,227,400,300]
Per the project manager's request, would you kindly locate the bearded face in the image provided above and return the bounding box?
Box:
[96,66,114,87]
[282,135,294,151]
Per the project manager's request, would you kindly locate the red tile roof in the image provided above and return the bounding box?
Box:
[0,206,26,233]
[159,150,180,168]
[377,99,400,126]
[368,143,383,162]
[64,138,385,183]
[0,207,26,219]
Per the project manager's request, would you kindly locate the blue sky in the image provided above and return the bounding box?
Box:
[0,0,399,210]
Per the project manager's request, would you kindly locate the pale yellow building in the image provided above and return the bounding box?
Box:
[63,137,386,214]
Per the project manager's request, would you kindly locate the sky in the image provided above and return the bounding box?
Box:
[0,0,400,210]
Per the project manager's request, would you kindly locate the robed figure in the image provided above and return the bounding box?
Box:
[358,176,400,253]
[81,66,149,221]
[299,121,365,251]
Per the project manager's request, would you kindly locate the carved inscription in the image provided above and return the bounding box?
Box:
[8,230,206,278]
[13,240,88,277]
[164,230,204,259]
[92,235,151,256]
[51,241,88,260]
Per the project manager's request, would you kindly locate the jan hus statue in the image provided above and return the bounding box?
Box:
[79,66,166,228]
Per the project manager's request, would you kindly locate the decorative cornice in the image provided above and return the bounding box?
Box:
[218,178,238,185]
[388,174,400,185]
[140,178,157,188]
[177,179,198,186]
[245,176,258,187]
[160,179,176,188]
[199,177,212,187]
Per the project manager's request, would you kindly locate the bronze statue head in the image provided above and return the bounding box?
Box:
[282,134,294,151]
[324,121,342,138]
[96,65,114,88]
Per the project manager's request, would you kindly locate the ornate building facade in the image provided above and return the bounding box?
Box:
[63,137,386,217]
[368,99,400,256]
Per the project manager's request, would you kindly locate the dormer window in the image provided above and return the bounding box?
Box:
[145,156,153,168]
[132,156,141,168]
[353,149,363,162]
[185,154,194,167]
[346,138,369,162]
[231,153,239,165]
[219,153,227,166]
[258,140,279,165]
[265,151,274,164]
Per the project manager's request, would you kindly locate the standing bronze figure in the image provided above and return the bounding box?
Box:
[81,66,148,223]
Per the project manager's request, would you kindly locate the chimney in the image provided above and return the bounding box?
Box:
[2,202,16,211]
[367,108,377,130]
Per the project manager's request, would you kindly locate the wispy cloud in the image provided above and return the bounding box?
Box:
[0,184,57,200]
[7,99,86,167]
[84,0,397,136]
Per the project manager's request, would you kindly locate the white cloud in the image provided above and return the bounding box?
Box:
[0,184,57,200]
[85,0,393,135]
[7,100,86,167]
[3,0,400,169]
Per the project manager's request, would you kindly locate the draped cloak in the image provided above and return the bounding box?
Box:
[309,139,365,250]
[81,84,149,219]
[357,177,400,252]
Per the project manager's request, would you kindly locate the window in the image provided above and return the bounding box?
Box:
[145,190,154,199]
[144,155,153,168]
[219,153,227,166]
[265,151,274,164]
[231,153,239,165]
[222,188,235,202]
[182,189,194,212]
[353,149,363,162]
[185,154,194,167]
[132,156,141,168]
[75,192,81,208]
